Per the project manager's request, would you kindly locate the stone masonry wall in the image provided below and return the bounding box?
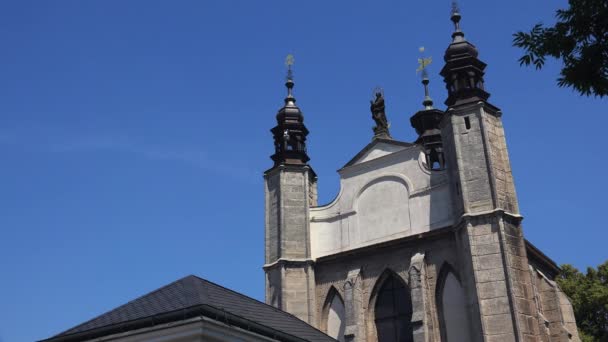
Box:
[264,166,316,324]
[283,264,316,323]
[309,174,318,207]
[460,215,516,341]
[440,118,465,217]
[314,233,461,342]
[265,171,280,263]
[449,109,494,213]
[443,103,551,341]
[557,289,579,341]
[534,270,581,342]
[280,169,310,259]
[483,111,519,214]
[501,219,541,341]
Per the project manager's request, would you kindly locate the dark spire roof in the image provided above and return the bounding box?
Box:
[270,56,311,166]
[440,3,490,107]
[41,275,335,342]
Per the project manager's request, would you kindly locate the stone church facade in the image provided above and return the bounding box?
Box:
[263,9,580,342]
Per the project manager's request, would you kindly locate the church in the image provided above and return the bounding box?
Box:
[41,8,580,342]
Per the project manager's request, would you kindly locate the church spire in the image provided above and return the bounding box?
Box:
[270,55,310,166]
[411,47,445,170]
[440,3,490,107]
[417,47,435,110]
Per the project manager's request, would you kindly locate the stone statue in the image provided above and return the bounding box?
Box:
[370,91,390,138]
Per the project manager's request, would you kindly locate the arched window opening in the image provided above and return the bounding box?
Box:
[374,273,413,342]
[437,266,471,342]
[325,288,345,341]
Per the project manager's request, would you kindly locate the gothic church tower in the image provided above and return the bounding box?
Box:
[264,67,318,324]
[438,8,538,341]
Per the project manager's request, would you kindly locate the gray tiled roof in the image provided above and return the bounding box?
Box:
[42,275,335,342]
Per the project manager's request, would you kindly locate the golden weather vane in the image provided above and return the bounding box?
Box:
[285,54,295,68]
[285,54,295,80]
[416,46,432,75]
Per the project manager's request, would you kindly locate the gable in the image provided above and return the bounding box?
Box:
[341,138,413,169]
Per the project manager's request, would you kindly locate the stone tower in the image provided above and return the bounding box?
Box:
[264,68,318,324]
[438,7,537,341]
[264,9,580,342]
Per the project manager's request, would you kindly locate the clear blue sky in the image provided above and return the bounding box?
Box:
[0,1,605,341]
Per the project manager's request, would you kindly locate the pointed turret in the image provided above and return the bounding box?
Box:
[270,56,310,166]
[440,3,490,107]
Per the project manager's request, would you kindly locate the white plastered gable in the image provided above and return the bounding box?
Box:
[310,139,455,259]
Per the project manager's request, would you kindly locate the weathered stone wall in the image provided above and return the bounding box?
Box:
[265,166,314,261]
[501,219,541,341]
[459,215,516,340]
[313,232,463,342]
[440,119,465,217]
[557,288,579,341]
[264,166,317,324]
[439,101,582,342]
[309,173,318,207]
[282,263,316,323]
[266,267,281,308]
[265,170,280,263]
[445,107,495,213]
[531,266,581,342]
[482,110,519,214]
[280,168,310,259]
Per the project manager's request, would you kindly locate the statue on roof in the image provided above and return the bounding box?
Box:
[370,89,391,138]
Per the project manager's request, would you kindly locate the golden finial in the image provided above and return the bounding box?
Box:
[285,54,295,81]
[415,47,434,109]
[416,47,432,75]
[285,54,295,67]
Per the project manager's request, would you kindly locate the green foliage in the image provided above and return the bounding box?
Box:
[513,0,608,97]
[557,261,608,341]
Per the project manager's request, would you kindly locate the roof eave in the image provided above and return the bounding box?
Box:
[39,304,330,342]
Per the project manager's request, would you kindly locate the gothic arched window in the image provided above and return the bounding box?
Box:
[374,273,413,342]
[437,264,471,342]
[325,289,345,342]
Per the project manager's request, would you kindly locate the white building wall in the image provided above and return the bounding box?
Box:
[310,141,454,259]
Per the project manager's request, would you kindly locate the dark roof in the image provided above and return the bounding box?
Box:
[525,239,561,279]
[41,275,336,342]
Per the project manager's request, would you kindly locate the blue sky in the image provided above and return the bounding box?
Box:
[0,1,606,341]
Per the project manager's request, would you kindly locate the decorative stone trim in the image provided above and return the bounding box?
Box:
[409,253,428,342]
[262,258,315,270]
[310,210,356,222]
[343,268,362,342]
